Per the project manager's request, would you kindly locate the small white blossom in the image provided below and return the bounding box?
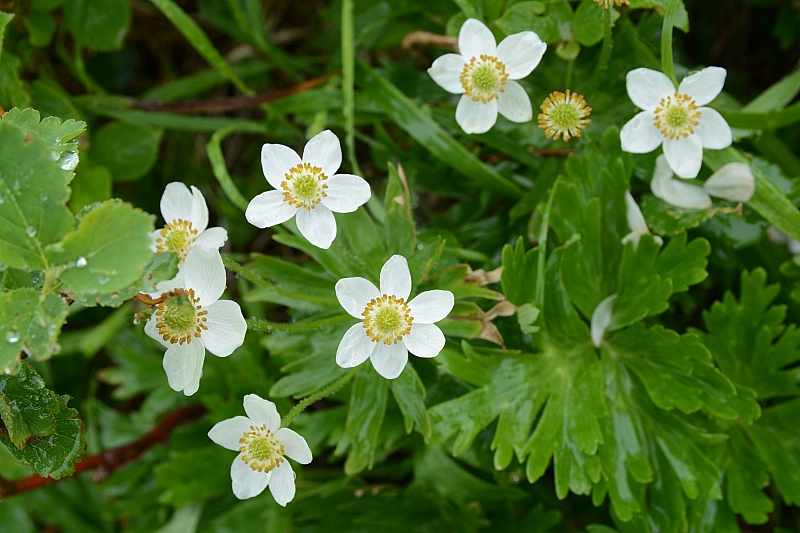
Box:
[428,18,546,134]
[208,394,312,505]
[622,191,663,249]
[151,182,228,261]
[651,155,755,209]
[620,67,732,178]
[590,294,616,348]
[245,130,371,250]
[703,162,755,202]
[335,255,454,379]
[144,247,246,396]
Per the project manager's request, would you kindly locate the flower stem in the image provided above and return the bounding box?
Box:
[281,367,361,427]
[587,7,614,90]
[341,0,363,177]
[246,314,352,334]
[207,123,268,212]
[661,0,681,88]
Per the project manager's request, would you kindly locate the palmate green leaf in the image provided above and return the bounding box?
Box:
[610,238,672,331]
[89,122,163,182]
[0,289,68,374]
[154,446,231,505]
[495,1,564,43]
[501,237,538,307]
[639,194,714,236]
[572,0,620,46]
[336,367,389,475]
[390,364,430,440]
[1,107,85,157]
[63,0,131,50]
[725,428,773,524]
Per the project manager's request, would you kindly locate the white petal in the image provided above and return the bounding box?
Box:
[403,323,446,358]
[153,271,185,296]
[244,394,281,431]
[163,341,204,394]
[663,134,704,178]
[624,191,648,235]
[189,186,209,233]
[380,255,412,300]
[621,231,643,249]
[650,154,674,198]
[336,277,380,318]
[679,66,726,107]
[590,294,616,348]
[789,240,800,255]
[321,174,371,213]
[458,18,496,59]
[497,80,533,123]
[231,454,270,500]
[408,290,454,324]
[268,461,296,507]
[261,143,301,190]
[296,204,336,249]
[193,227,228,250]
[245,190,298,229]
[704,162,755,202]
[496,32,546,79]
[303,130,342,178]
[160,182,194,224]
[183,246,226,307]
[428,53,467,94]
[149,229,160,253]
[370,342,409,380]
[208,416,252,451]
[145,315,170,348]
[336,323,377,368]
[276,428,313,464]
[626,68,676,111]
[183,349,205,396]
[695,108,732,150]
[655,178,712,210]
[202,300,247,357]
[456,96,498,134]
[620,112,663,154]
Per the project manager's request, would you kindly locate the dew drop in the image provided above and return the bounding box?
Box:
[417,243,424,250]
[11,180,20,192]
[6,326,20,344]
[0,264,6,272]
[98,276,110,285]
[26,226,37,237]
[51,343,61,355]
[58,152,79,171]
[40,193,48,202]
[75,257,88,268]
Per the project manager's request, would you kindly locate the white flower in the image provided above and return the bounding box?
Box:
[622,191,663,249]
[151,182,228,261]
[620,67,732,178]
[208,394,312,505]
[144,246,246,396]
[703,162,755,202]
[651,155,755,209]
[245,130,371,250]
[428,18,546,134]
[335,255,455,379]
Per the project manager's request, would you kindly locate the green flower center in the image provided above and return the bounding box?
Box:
[161,295,196,332]
[375,306,402,334]
[155,219,198,261]
[460,55,509,103]
[239,424,285,473]
[293,174,318,200]
[154,289,209,345]
[653,93,701,140]
[549,103,580,129]
[248,436,276,462]
[472,64,498,92]
[537,90,592,142]
[165,229,188,252]
[362,294,413,344]
[281,162,329,210]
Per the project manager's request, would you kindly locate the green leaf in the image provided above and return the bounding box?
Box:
[610,237,672,330]
[23,11,56,47]
[69,164,112,212]
[572,0,620,46]
[639,194,714,236]
[384,162,416,256]
[63,0,131,50]
[654,232,709,294]
[628,0,689,31]
[746,398,800,506]
[390,364,430,440]
[337,367,389,475]
[0,289,68,374]
[154,446,231,505]
[495,1,560,43]
[726,428,773,524]
[742,67,800,113]
[89,122,163,182]
[0,53,30,110]
[1,107,86,155]
[0,11,13,58]
[501,237,538,307]
[243,253,339,312]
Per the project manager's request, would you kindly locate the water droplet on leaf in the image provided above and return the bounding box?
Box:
[26,226,37,237]
[6,326,20,343]
[75,257,88,268]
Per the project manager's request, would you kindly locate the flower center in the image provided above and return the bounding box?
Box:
[155,219,198,261]
[538,90,592,141]
[653,93,701,139]
[362,294,413,345]
[460,55,509,103]
[281,162,329,210]
[239,424,285,473]
[154,289,209,345]
[594,0,629,8]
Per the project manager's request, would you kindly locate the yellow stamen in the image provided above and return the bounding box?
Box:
[361,294,414,345]
[238,424,286,473]
[653,92,701,140]
[460,55,509,104]
[154,288,209,345]
[538,90,592,141]
[155,219,199,261]
[280,162,329,210]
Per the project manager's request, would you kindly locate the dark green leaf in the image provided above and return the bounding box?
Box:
[0,289,68,374]
[89,122,163,181]
[63,0,131,50]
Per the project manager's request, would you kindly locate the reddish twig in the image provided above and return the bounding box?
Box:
[0,404,206,498]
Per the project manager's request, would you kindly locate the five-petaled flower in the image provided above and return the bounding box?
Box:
[620,67,732,178]
[144,246,246,396]
[245,130,371,250]
[335,255,454,379]
[428,18,546,134]
[208,394,312,505]
[151,182,228,262]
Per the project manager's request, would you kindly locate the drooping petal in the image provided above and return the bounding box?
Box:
[621,231,643,249]
[403,323,446,358]
[704,162,755,202]
[496,32,546,79]
[268,461,296,507]
[456,96,498,134]
[202,300,247,357]
[162,341,204,394]
[275,428,313,464]
[296,204,337,249]
[408,290,454,324]
[160,182,194,224]
[183,349,205,396]
[208,416,252,451]
[246,190,298,229]
[183,246,226,307]
[189,185,209,233]
[428,53,467,94]
[321,174,371,213]
[655,178,712,210]
[663,134,704,178]
[244,394,281,431]
[261,143,301,190]
[303,130,342,178]
[626,68,676,111]
[336,323,377,368]
[678,66,726,107]
[624,191,648,235]
[650,154,674,198]
[458,18,496,59]
[370,342,409,380]
[590,294,616,348]
[336,278,380,318]
[620,112,663,154]
[380,255,412,300]
[497,80,533,123]
[193,227,228,250]
[231,454,270,500]
[695,108,733,150]
[145,316,170,348]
